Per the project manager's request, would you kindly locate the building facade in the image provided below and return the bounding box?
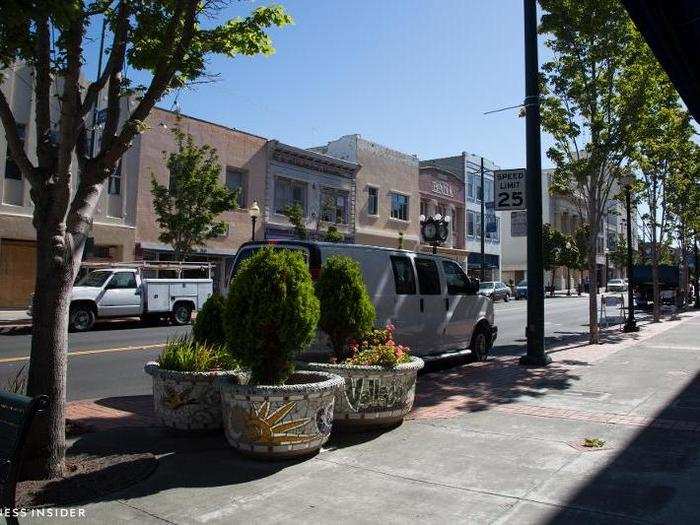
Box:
[263,141,359,242]
[312,135,421,250]
[130,108,269,291]
[417,164,468,263]
[0,65,137,307]
[423,153,503,279]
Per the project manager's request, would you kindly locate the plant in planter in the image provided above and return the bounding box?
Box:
[219,248,343,458]
[192,293,226,348]
[316,255,376,362]
[306,256,424,429]
[144,336,240,430]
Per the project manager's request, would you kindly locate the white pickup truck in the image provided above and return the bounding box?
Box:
[31,263,214,332]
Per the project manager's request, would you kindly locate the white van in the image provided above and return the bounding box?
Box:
[229,241,497,361]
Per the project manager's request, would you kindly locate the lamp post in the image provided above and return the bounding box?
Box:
[249,201,260,241]
[623,178,638,332]
[420,214,450,255]
[520,0,550,366]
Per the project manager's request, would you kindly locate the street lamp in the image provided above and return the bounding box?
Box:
[420,214,450,255]
[622,176,638,332]
[249,201,260,241]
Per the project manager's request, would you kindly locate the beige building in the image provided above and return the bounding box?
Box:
[312,135,421,250]
[0,65,137,307]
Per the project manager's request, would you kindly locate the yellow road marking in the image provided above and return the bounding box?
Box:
[0,343,165,364]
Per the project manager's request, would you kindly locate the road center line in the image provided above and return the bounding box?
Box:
[0,343,165,364]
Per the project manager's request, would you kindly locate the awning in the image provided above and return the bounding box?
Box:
[623,0,700,122]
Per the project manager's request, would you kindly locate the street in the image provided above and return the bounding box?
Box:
[0,296,592,401]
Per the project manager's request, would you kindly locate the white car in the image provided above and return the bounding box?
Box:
[230,241,498,361]
[607,278,628,292]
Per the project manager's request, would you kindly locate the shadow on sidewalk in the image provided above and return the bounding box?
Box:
[546,370,700,523]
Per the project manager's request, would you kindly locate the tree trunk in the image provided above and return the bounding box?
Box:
[23,227,76,479]
[567,267,571,295]
[550,268,556,297]
[651,233,660,323]
[588,234,599,344]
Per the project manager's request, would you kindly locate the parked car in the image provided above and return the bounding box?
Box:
[229,241,498,361]
[607,278,628,292]
[515,279,528,300]
[478,281,511,302]
[29,262,214,332]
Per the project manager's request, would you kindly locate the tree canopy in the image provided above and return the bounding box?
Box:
[151,128,238,260]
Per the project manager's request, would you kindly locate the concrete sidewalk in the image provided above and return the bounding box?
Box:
[46,311,700,523]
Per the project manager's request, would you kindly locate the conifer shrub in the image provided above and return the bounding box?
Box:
[225,248,320,385]
[315,255,376,361]
[192,293,226,348]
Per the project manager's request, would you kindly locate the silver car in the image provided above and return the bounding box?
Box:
[607,278,628,292]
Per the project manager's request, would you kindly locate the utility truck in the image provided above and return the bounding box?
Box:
[29,261,214,332]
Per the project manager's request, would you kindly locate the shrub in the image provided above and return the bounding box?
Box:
[225,247,320,385]
[346,323,412,367]
[315,255,376,361]
[324,225,344,243]
[157,336,238,372]
[192,293,226,347]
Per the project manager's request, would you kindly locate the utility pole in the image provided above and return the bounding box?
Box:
[520,0,550,367]
[480,156,486,282]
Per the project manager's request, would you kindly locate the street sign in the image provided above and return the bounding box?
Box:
[494,169,526,211]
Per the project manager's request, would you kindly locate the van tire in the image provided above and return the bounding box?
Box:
[469,325,490,362]
[70,304,95,332]
[171,302,192,325]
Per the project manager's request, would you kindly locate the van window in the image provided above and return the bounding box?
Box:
[390,256,416,295]
[442,260,471,295]
[414,258,441,295]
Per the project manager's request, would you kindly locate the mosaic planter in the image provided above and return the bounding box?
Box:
[144,362,243,430]
[301,357,424,429]
[218,371,343,459]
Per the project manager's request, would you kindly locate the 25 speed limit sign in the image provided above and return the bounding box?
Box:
[493,169,527,211]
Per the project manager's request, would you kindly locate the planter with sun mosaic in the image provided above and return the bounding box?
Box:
[221,248,343,458]
[218,371,342,458]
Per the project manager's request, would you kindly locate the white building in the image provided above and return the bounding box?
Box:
[500,169,630,290]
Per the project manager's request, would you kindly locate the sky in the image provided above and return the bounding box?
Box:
[83,0,552,169]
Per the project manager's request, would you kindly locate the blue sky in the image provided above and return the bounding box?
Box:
[85,0,550,168]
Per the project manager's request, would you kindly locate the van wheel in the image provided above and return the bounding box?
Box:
[470,328,489,361]
[171,303,192,325]
[504,293,510,302]
[70,306,95,332]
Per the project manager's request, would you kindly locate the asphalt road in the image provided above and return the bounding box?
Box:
[0,296,593,401]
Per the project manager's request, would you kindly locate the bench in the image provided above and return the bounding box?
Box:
[0,391,48,522]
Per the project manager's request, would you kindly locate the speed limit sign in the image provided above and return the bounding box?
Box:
[493,169,527,211]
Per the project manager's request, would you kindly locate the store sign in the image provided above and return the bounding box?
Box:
[431,181,455,198]
[494,169,526,211]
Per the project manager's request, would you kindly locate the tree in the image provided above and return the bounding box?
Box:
[283,202,308,240]
[542,223,567,296]
[573,224,592,293]
[607,237,636,271]
[151,128,238,260]
[630,48,695,321]
[558,234,580,295]
[323,225,344,243]
[0,1,291,478]
[539,0,655,342]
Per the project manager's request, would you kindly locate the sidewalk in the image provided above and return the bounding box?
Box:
[50,311,700,523]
